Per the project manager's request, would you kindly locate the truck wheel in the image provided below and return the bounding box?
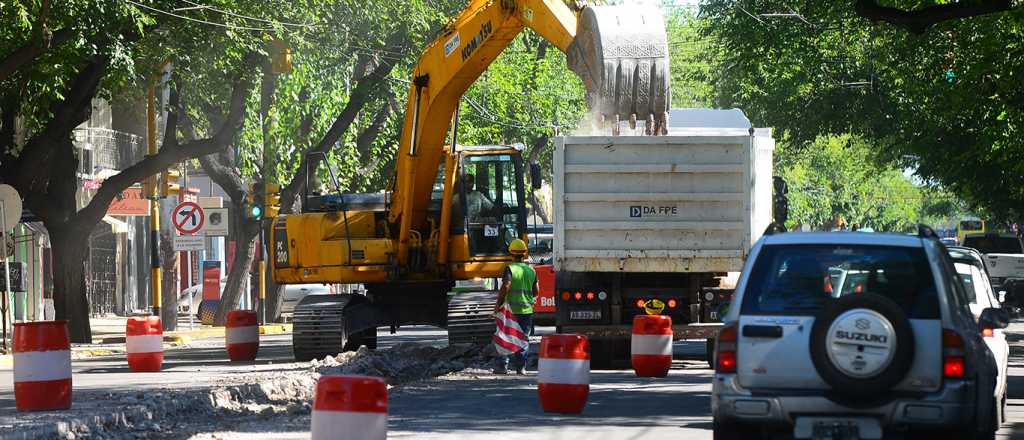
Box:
[713,421,760,440]
[589,337,630,370]
[706,338,716,369]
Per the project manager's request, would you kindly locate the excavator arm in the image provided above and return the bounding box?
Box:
[391,0,670,265]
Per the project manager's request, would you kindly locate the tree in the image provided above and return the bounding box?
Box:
[701,0,1024,224]
[775,134,952,232]
[171,0,461,324]
[0,0,305,341]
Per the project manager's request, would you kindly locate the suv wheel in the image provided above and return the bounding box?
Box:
[713,421,760,440]
[809,294,915,400]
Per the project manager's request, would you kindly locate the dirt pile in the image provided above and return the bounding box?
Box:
[313,342,498,384]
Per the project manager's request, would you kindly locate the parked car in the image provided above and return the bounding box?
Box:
[948,246,1009,423]
[177,278,226,313]
[712,229,1007,440]
[280,284,336,317]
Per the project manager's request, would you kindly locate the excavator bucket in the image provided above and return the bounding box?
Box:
[567,5,671,134]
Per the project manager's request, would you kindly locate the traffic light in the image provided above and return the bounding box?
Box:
[248,183,264,219]
[160,168,181,198]
[143,175,156,198]
[264,183,281,218]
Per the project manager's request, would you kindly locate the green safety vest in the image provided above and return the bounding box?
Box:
[505,262,537,315]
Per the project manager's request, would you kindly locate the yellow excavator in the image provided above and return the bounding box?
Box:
[271,0,671,360]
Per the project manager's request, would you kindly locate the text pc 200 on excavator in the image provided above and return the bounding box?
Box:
[270,0,671,361]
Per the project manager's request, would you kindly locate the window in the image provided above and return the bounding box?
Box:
[959,220,984,231]
[742,245,939,319]
[953,262,978,303]
[462,154,524,256]
[962,236,1023,254]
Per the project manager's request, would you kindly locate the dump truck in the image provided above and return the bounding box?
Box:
[272,1,674,360]
[552,109,776,368]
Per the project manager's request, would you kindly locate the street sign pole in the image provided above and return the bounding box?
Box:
[182,163,191,330]
[0,201,7,351]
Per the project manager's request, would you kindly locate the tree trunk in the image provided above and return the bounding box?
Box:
[49,227,91,343]
[527,190,551,224]
[213,197,259,325]
[159,228,178,330]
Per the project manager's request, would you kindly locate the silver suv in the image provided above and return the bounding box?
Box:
[712,229,1008,440]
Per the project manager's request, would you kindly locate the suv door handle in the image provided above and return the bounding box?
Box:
[742,324,783,338]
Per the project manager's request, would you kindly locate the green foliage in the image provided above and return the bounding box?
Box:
[664,5,720,107]
[778,134,960,232]
[458,31,586,181]
[701,0,1024,222]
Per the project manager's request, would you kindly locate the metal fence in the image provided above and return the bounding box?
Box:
[73,127,146,172]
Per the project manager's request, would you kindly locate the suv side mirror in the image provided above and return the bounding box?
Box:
[979,307,1010,331]
[529,162,542,190]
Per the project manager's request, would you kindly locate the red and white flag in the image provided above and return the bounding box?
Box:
[493,305,529,356]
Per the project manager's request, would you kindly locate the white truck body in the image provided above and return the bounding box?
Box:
[553,130,775,274]
[962,233,1024,290]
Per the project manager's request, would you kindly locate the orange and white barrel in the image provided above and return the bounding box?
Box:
[537,334,589,414]
[631,315,673,377]
[225,310,259,362]
[126,316,163,372]
[311,375,387,440]
[13,321,72,411]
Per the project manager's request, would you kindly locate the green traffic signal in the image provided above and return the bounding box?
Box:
[251,205,263,218]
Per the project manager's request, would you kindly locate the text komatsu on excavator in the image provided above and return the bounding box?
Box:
[271,0,671,360]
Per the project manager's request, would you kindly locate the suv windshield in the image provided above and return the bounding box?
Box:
[962,236,1023,254]
[742,245,939,319]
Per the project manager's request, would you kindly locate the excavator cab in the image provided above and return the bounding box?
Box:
[457,148,526,257]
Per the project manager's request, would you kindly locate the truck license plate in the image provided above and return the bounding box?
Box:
[570,310,601,320]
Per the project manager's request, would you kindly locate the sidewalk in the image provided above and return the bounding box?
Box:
[0,315,291,368]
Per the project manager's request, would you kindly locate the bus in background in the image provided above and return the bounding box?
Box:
[958,217,986,244]
[527,224,556,324]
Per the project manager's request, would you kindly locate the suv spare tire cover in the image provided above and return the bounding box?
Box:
[810,293,915,399]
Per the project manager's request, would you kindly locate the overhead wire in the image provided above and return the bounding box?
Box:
[175,0,317,28]
[124,0,277,31]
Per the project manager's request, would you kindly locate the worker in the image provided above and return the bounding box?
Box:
[464,173,494,221]
[494,239,539,375]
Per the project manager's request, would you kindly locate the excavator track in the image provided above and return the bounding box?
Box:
[292,294,377,361]
[447,290,499,345]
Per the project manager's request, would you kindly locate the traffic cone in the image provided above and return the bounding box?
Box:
[631,315,673,377]
[126,316,163,372]
[225,310,259,361]
[13,321,72,411]
[538,334,590,414]
[311,375,387,440]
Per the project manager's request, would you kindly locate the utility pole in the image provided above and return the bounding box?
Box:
[146,67,163,318]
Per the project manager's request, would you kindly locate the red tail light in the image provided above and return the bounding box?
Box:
[667,298,678,308]
[942,329,965,379]
[982,328,995,338]
[823,275,833,294]
[715,324,738,374]
[635,298,646,308]
[586,292,595,301]
[561,291,570,301]
[574,291,582,301]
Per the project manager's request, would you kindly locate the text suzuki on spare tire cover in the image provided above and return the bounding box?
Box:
[711,228,1005,440]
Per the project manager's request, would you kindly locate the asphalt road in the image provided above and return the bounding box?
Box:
[2,325,1024,439]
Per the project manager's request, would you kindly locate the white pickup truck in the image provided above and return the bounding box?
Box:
[962,232,1024,294]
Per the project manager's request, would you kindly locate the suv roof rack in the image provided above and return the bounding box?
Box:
[763,222,787,236]
[917,224,940,240]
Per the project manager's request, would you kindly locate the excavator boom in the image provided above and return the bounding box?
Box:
[391,0,671,265]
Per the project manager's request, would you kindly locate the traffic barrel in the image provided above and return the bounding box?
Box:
[631,315,673,377]
[126,316,163,372]
[311,375,387,440]
[225,310,259,361]
[537,334,589,414]
[13,321,72,411]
